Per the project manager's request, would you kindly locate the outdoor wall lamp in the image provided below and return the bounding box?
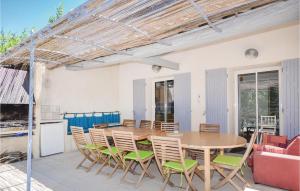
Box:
[152,65,162,73]
[245,48,259,59]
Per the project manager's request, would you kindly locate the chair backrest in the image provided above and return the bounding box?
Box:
[89,128,109,148]
[153,121,162,129]
[94,123,108,129]
[139,120,152,128]
[286,137,300,156]
[240,130,258,166]
[161,122,179,133]
[112,130,137,152]
[123,119,136,128]
[71,126,87,147]
[199,123,220,133]
[260,116,276,127]
[151,136,183,169]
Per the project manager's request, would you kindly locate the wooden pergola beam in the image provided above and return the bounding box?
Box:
[188,0,222,32]
[35,48,104,64]
[98,14,172,46]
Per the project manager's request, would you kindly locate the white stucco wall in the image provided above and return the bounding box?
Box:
[42,65,119,113]
[118,24,299,133]
[40,65,120,153]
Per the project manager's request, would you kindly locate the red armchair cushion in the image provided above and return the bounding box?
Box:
[253,152,300,191]
[262,145,286,154]
[262,134,288,148]
[286,137,300,156]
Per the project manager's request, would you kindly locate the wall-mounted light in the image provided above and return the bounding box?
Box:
[245,48,259,59]
[152,65,162,73]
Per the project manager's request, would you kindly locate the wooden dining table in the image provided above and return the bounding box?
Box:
[103,126,247,191]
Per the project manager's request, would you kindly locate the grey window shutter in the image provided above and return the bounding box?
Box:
[206,68,228,133]
[174,73,191,132]
[133,79,146,127]
[282,58,300,139]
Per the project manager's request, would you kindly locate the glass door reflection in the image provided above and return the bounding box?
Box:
[155,80,174,122]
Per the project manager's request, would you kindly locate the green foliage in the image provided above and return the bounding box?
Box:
[0,29,28,54]
[48,3,64,24]
[0,2,64,54]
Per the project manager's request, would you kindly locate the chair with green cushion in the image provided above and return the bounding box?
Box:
[89,128,124,177]
[71,126,100,172]
[211,130,258,191]
[137,120,152,148]
[112,130,154,187]
[151,136,198,191]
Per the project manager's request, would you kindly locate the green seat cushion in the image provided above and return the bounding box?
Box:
[124,150,153,160]
[213,155,242,167]
[101,147,119,155]
[163,159,197,172]
[84,143,103,150]
[137,140,152,145]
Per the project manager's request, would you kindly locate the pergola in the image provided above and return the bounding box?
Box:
[0,0,295,190]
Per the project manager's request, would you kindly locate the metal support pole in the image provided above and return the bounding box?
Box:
[26,32,35,191]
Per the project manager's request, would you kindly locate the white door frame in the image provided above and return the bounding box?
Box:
[234,66,282,136]
[151,77,174,122]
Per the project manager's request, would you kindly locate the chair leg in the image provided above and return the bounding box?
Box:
[184,169,197,191]
[76,157,86,169]
[109,159,122,178]
[141,159,154,178]
[96,155,109,174]
[236,173,250,187]
[161,173,171,191]
[213,166,242,191]
[86,159,97,172]
[121,160,134,181]
[136,159,154,187]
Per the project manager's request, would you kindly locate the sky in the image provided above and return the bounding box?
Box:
[1,0,87,34]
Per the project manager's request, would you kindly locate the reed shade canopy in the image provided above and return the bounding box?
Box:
[0,0,278,68]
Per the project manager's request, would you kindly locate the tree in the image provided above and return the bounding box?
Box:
[0,29,28,54]
[48,3,64,24]
[0,2,64,54]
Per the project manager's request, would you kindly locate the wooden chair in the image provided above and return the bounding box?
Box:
[161,122,179,133]
[89,128,124,177]
[139,120,152,128]
[189,123,220,160]
[151,136,198,191]
[259,116,276,143]
[123,119,136,128]
[112,130,154,187]
[71,126,102,172]
[211,130,258,191]
[93,123,108,129]
[137,120,153,148]
[153,121,162,129]
[199,123,220,133]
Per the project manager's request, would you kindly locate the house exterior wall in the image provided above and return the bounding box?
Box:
[39,65,120,153]
[118,24,299,133]
[17,23,298,156]
[41,65,119,113]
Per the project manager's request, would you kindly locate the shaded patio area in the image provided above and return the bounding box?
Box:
[1,152,283,191]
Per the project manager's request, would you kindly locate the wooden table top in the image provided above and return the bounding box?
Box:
[104,126,247,150]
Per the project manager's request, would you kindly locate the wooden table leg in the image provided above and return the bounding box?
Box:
[219,149,224,175]
[204,148,211,191]
[220,148,224,155]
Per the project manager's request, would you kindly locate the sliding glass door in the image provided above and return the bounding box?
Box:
[154,80,174,122]
[237,70,279,141]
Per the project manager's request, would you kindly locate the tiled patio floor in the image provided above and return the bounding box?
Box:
[0,152,283,191]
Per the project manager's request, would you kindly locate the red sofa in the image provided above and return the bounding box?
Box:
[253,136,300,191]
